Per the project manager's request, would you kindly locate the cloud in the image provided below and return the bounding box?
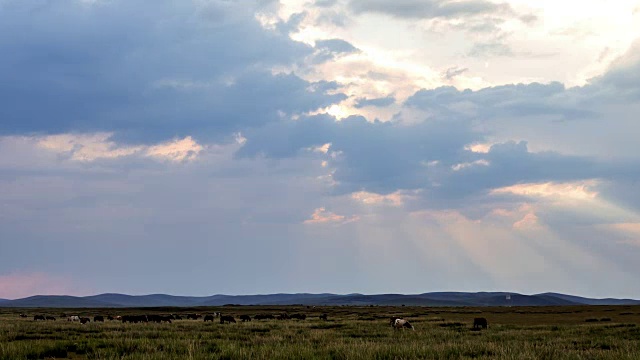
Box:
[0,0,344,144]
[348,0,517,20]
[353,96,396,108]
[311,38,360,63]
[443,66,469,80]
[304,207,358,224]
[467,42,514,57]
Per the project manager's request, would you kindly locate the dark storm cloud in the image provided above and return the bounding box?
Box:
[405,82,594,120]
[237,42,640,209]
[237,114,480,194]
[0,0,342,143]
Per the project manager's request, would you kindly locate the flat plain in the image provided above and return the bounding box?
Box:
[1,305,640,359]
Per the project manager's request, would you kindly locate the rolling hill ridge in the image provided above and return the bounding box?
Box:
[0,292,638,308]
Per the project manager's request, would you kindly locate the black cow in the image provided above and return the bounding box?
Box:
[319,314,328,321]
[254,314,273,320]
[204,314,215,322]
[107,315,114,321]
[33,315,45,321]
[45,316,56,321]
[94,316,104,322]
[147,315,172,323]
[290,314,306,320]
[239,315,251,322]
[186,313,202,320]
[389,317,401,327]
[121,315,148,323]
[220,315,236,324]
[473,317,488,329]
[79,317,91,324]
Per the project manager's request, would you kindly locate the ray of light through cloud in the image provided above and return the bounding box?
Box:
[0,0,639,299]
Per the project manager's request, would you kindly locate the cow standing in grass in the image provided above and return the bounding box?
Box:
[473,317,488,329]
[240,315,251,322]
[220,315,236,324]
[393,318,414,330]
[204,315,215,322]
[33,315,45,321]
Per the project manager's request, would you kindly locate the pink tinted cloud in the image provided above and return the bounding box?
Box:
[0,272,91,300]
[304,207,359,225]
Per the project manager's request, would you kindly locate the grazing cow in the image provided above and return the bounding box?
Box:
[19,313,28,318]
[121,315,148,323]
[290,314,306,320]
[220,315,236,324]
[277,313,290,320]
[94,315,104,322]
[79,317,91,324]
[107,315,114,321]
[33,315,45,321]
[68,315,80,322]
[186,313,202,320]
[319,314,328,321]
[393,318,414,330]
[173,314,183,320]
[147,315,172,323]
[45,316,56,321]
[389,317,401,327]
[203,315,215,322]
[473,317,488,329]
[254,314,275,320]
[240,315,251,322]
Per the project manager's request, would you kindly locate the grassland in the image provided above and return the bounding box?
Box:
[1,305,640,359]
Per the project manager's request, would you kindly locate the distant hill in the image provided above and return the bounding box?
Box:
[0,292,638,308]
[537,292,640,306]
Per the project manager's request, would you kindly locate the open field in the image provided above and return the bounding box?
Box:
[2,305,640,359]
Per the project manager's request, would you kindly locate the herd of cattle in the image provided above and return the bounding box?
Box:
[20,312,489,330]
[20,312,328,325]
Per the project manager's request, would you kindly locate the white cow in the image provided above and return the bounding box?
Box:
[393,318,414,330]
[68,315,80,322]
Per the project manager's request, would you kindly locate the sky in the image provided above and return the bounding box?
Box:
[1,0,640,300]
